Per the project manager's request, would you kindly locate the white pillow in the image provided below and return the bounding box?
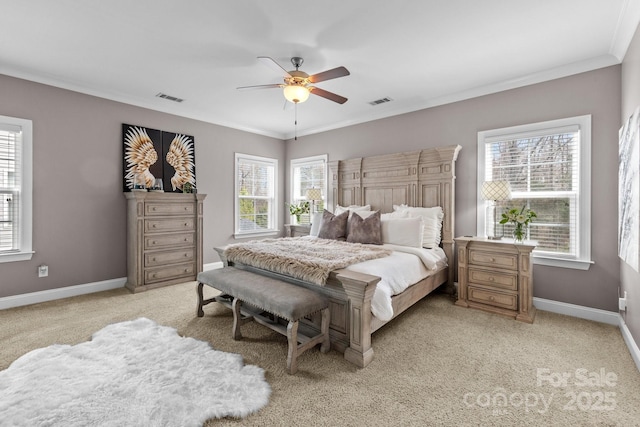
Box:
[380,216,424,248]
[353,210,378,219]
[309,212,324,237]
[393,205,444,248]
[335,204,371,219]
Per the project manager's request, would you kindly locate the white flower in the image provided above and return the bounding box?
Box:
[516,215,526,224]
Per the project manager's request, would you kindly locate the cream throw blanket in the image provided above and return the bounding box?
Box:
[223,237,392,285]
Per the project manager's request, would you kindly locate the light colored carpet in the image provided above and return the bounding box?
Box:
[0,317,270,426]
[1,282,639,426]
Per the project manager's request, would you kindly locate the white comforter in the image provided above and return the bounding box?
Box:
[345,244,447,321]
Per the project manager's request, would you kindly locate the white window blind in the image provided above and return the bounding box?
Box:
[478,115,592,270]
[0,115,33,262]
[235,153,278,236]
[291,155,327,212]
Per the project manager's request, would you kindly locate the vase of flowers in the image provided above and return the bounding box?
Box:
[500,205,537,243]
[287,201,310,224]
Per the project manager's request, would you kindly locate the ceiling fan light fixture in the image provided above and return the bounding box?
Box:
[283,85,310,103]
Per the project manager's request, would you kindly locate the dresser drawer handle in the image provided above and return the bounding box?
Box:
[488,277,495,282]
[184,238,188,242]
[184,207,188,211]
[152,241,157,244]
[152,224,156,228]
[152,207,156,211]
[152,257,157,261]
[184,223,188,226]
[184,253,188,257]
[184,268,189,273]
[489,257,495,262]
[489,296,496,301]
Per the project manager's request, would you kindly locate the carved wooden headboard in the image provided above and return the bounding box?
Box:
[328,145,462,281]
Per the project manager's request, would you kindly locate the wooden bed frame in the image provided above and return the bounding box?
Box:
[216,145,461,368]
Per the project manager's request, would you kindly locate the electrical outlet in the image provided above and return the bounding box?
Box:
[38,264,48,278]
[619,291,627,311]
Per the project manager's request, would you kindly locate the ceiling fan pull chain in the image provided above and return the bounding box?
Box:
[294,103,298,141]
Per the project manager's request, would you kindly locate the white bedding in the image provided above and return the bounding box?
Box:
[345,244,447,321]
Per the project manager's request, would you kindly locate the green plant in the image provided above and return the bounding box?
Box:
[500,205,537,242]
[287,201,310,222]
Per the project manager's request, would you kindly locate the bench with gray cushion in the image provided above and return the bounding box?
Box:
[196,267,330,374]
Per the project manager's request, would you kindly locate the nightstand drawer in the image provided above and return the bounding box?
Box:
[468,268,518,291]
[145,248,194,267]
[468,286,518,311]
[146,202,195,216]
[145,217,195,233]
[469,249,518,271]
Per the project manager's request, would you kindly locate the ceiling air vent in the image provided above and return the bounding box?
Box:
[156,92,184,103]
[368,97,393,106]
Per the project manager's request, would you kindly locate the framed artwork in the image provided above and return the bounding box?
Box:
[122,124,196,193]
[618,107,639,272]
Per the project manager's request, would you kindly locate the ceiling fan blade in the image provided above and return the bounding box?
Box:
[309,86,348,104]
[257,56,292,77]
[237,83,283,90]
[308,66,350,83]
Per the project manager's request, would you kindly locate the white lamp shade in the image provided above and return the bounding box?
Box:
[305,188,322,201]
[481,181,512,201]
[283,85,310,103]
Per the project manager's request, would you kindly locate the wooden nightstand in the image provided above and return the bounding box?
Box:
[454,237,536,323]
[284,224,311,237]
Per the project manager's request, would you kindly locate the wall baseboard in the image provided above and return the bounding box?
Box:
[0,262,225,311]
[620,316,640,373]
[0,277,126,310]
[533,297,620,325]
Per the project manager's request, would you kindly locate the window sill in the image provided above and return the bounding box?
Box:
[533,255,593,270]
[233,230,280,240]
[0,250,35,263]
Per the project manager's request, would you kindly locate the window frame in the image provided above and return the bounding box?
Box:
[477,115,592,270]
[234,152,278,238]
[290,154,328,213]
[0,115,33,263]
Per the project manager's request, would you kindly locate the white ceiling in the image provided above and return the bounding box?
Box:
[2,0,639,140]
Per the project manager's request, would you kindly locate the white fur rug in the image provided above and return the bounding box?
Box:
[0,318,270,426]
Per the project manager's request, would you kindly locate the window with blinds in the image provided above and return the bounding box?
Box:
[0,115,32,263]
[235,153,278,236]
[477,115,592,270]
[291,155,327,213]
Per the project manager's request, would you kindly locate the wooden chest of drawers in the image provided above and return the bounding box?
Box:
[454,237,536,323]
[125,192,206,293]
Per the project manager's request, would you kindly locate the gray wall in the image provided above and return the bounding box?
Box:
[287,65,622,312]
[621,25,640,350]
[0,73,285,298]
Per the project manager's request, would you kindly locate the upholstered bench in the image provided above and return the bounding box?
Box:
[196,267,330,374]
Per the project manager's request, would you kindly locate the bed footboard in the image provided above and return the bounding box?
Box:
[335,270,380,368]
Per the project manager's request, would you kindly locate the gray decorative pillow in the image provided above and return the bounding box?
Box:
[347,211,382,244]
[317,209,349,240]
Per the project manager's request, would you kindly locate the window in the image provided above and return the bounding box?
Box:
[477,115,592,270]
[290,155,327,214]
[235,153,278,237]
[0,115,33,263]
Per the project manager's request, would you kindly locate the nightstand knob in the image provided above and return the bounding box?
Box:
[489,257,495,262]
[489,296,496,301]
[489,277,495,282]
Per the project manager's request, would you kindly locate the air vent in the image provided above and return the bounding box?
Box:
[156,92,184,103]
[368,97,393,106]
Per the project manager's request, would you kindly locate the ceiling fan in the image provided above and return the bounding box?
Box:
[238,56,350,104]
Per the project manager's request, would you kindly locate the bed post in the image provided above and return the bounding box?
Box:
[336,270,380,368]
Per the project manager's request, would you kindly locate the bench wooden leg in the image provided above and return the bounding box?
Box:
[197,282,205,317]
[231,298,243,340]
[320,308,330,353]
[287,320,299,375]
